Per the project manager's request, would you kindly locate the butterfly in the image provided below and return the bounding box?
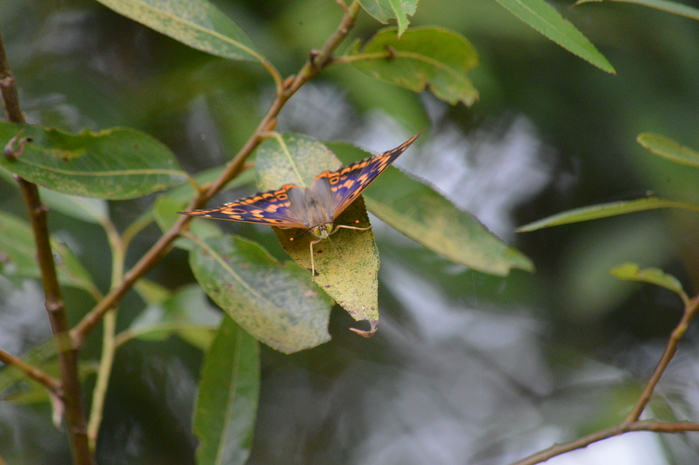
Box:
[180,132,421,276]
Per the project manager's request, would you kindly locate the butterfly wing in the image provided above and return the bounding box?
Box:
[180,184,308,229]
[314,132,421,219]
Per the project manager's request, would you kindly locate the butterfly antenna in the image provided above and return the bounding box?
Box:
[288,228,312,243]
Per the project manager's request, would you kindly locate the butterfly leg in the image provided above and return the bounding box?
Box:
[332,224,372,234]
[309,238,322,277]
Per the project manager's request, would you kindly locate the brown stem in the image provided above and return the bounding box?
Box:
[509,420,699,465]
[510,294,699,465]
[0,32,93,465]
[625,295,699,423]
[0,348,61,393]
[71,0,364,346]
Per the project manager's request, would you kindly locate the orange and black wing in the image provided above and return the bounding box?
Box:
[179,184,307,229]
[314,132,421,219]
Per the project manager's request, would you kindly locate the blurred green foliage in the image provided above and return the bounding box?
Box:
[1,0,699,464]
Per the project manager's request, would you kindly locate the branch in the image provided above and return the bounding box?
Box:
[0,31,93,464]
[71,0,364,346]
[510,420,699,465]
[510,294,699,465]
[0,347,61,393]
[625,294,699,422]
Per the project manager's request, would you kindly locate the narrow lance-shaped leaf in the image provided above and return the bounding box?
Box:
[254,133,381,329]
[610,262,688,303]
[194,317,259,465]
[0,123,187,200]
[494,0,615,73]
[347,27,480,106]
[576,0,699,22]
[189,235,333,354]
[637,133,699,168]
[517,197,699,232]
[94,0,263,62]
[358,0,418,37]
[329,142,533,276]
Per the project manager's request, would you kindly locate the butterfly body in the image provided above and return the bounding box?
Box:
[181,132,421,274]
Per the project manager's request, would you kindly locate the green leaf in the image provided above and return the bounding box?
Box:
[637,133,699,168]
[358,0,419,37]
[0,167,109,223]
[254,133,380,328]
[517,197,699,232]
[493,0,615,73]
[329,142,533,276]
[576,0,699,21]
[39,191,109,224]
[189,235,333,353]
[610,263,687,301]
[94,0,263,62]
[347,27,480,106]
[194,317,259,465]
[0,123,187,200]
[124,284,222,350]
[0,212,100,297]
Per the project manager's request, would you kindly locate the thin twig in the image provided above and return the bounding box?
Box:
[509,420,699,465]
[71,0,364,347]
[86,216,124,451]
[0,31,93,465]
[509,294,699,465]
[625,295,699,422]
[0,348,61,393]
